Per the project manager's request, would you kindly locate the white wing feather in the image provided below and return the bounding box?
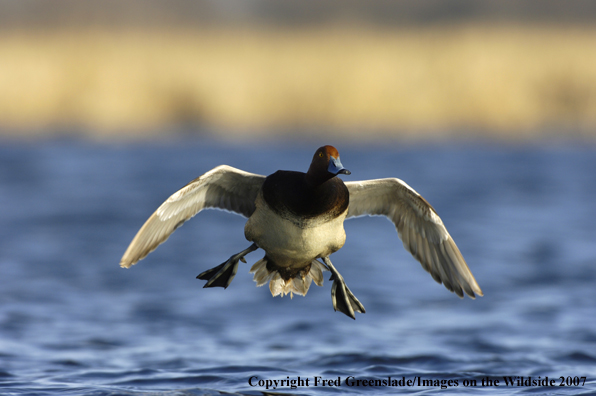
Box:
[345,179,482,298]
[120,165,265,268]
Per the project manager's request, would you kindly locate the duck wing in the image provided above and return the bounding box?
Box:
[120,165,265,268]
[345,179,482,298]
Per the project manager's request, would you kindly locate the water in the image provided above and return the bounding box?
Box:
[1,138,595,395]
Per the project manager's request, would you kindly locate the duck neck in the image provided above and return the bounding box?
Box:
[305,167,333,187]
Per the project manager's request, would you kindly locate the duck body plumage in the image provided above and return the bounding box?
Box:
[261,170,349,223]
[120,145,482,319]
[245,171,349,294]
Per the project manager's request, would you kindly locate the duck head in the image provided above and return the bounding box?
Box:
[306,145,351,185]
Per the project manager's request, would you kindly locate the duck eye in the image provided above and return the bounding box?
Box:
[319,152,324,158]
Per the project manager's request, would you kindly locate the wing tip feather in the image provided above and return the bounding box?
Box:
[120,260,133,269]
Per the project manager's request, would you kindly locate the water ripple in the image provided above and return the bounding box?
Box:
[1,142,595,395]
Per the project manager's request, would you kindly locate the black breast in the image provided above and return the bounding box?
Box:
[262,171,349,222]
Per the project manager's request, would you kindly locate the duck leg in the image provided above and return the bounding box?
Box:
[321,257,366,319]
[197,243,258,289]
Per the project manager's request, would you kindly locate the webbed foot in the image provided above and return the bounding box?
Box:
[322,257,366,319]
[197,243,258,289]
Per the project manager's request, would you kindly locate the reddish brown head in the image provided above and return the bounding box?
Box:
[306,145,350,185]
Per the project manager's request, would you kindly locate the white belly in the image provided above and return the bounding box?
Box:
[244,192,347,268]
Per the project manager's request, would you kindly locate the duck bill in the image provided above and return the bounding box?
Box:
[328,156,351,175]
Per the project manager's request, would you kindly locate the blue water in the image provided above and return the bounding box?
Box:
[1,139,596,395]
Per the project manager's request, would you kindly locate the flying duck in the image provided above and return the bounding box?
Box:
[120,145,482,319]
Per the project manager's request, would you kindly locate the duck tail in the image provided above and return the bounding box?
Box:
[249,257,328,298]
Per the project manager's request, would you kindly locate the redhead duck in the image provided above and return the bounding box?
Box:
[120,145,482,319]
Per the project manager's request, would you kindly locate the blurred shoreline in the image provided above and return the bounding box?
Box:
[1,24,595,142]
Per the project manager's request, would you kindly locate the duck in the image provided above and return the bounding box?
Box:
[120,145,482,319]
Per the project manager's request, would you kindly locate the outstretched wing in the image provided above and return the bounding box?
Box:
[345,179,482,298]
[120,165,265,268]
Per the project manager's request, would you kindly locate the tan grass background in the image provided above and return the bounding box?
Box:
[1,25,595,139]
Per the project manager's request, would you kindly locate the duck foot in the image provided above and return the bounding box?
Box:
[322,257,366,319]
[197,243,258,289]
